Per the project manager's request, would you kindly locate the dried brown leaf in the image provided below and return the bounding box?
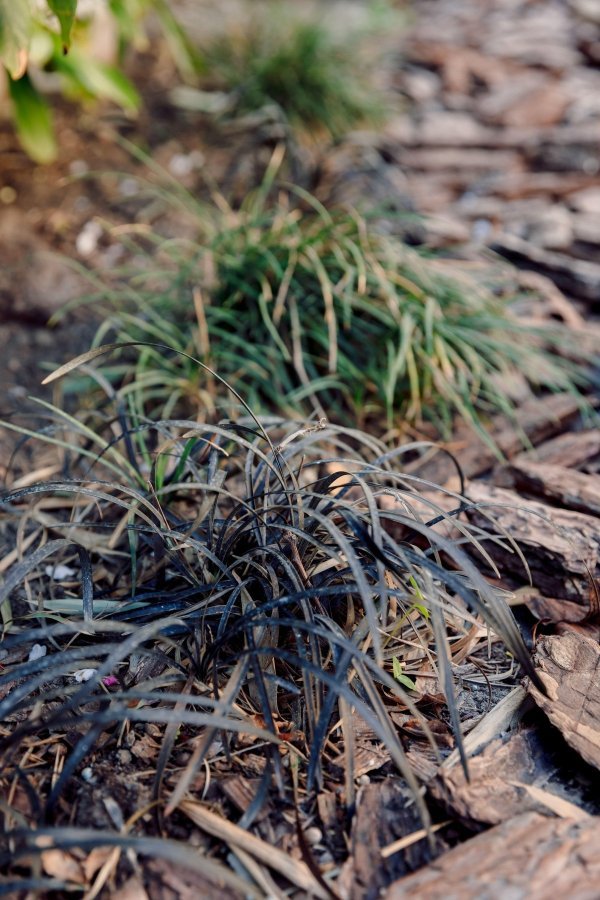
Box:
[41,848,86,884]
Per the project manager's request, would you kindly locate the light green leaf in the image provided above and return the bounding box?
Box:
[392,657,416,691]
[0,0,34,77]
[56,50,140,111]
[7,71,57,163]
[152,0,205,78]
[46,0,77,53]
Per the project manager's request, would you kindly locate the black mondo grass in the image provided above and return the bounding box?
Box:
[0,345,542,893]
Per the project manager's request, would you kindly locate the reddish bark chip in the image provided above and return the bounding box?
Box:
[385,812,600,898]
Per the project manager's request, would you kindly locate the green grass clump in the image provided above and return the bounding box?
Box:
[0,346,541,893]
[204,11,382,137]
[81,151,591,447]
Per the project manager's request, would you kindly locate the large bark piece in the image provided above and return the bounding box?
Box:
[465,482,600,602]
[514,429,600,469]
[337,780,430,900]
[410,722,593,827]
[492,232,600,300]
[495,458,600,517]
[411,392,583,485]
[385,812,600,899]
[529,632,600,771]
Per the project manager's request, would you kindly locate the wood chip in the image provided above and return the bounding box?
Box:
[111,876,150,900]
[529,632,600,771]
[466,481,600,602]
[220,775,270,822]
[82,846,115,881]
[337,780,431,900]
[441,685,529,767]
[495,459,600,517]
[492,232,600,300]
[331,743,391,778]
[399,147,520,171]
[514,429,600,469]
[410,392,583,485]
[411,723,590,827]
[385,812,600,898]
[317,791,340,835]
[145,859,243,900]
[523,591,591,625]
[514,269,585,327]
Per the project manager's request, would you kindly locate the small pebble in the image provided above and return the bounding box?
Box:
[73,668,97,683]
[45,564,76,581]
[168,150,205,178]
[119,177,139,197]
[28,643,47,663]
[0,186,16,204]
[81,767,94,782]
[76,219,103,256]
[472,218,493,243]
[117,749,132,766]
[305,826,323,845]
[69,159,89,177]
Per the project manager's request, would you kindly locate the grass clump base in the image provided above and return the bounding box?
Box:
[0,346,541,895]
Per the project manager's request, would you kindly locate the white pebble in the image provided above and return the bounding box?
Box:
[169,150,204,177]
[73,668,97,683]
[76,220,103,257]
[305,826,323,845]
[45,564,76,581]
[28,643,47,662]
[119,177,139,197]
[69,159,89,177]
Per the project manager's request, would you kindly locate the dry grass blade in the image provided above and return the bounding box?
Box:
[381,821,452,860]
[179,800,331,899]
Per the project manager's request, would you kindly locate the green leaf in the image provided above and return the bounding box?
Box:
[152,0,205,78]
[46,0,77,53]
[408,574,430,618]
[0,0,34,77]
[392,658,416,691]
[7,71,57,163]
[153,450,169,491]
[55,50,140,111]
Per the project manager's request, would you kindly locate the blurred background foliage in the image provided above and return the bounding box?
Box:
[0,0,199,162]
[0,0,394,162]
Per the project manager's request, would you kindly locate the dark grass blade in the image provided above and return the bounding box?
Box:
[40,340,280,460]
[2,828,259,898]
[429,596,469,776]
[0,878,70,895]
